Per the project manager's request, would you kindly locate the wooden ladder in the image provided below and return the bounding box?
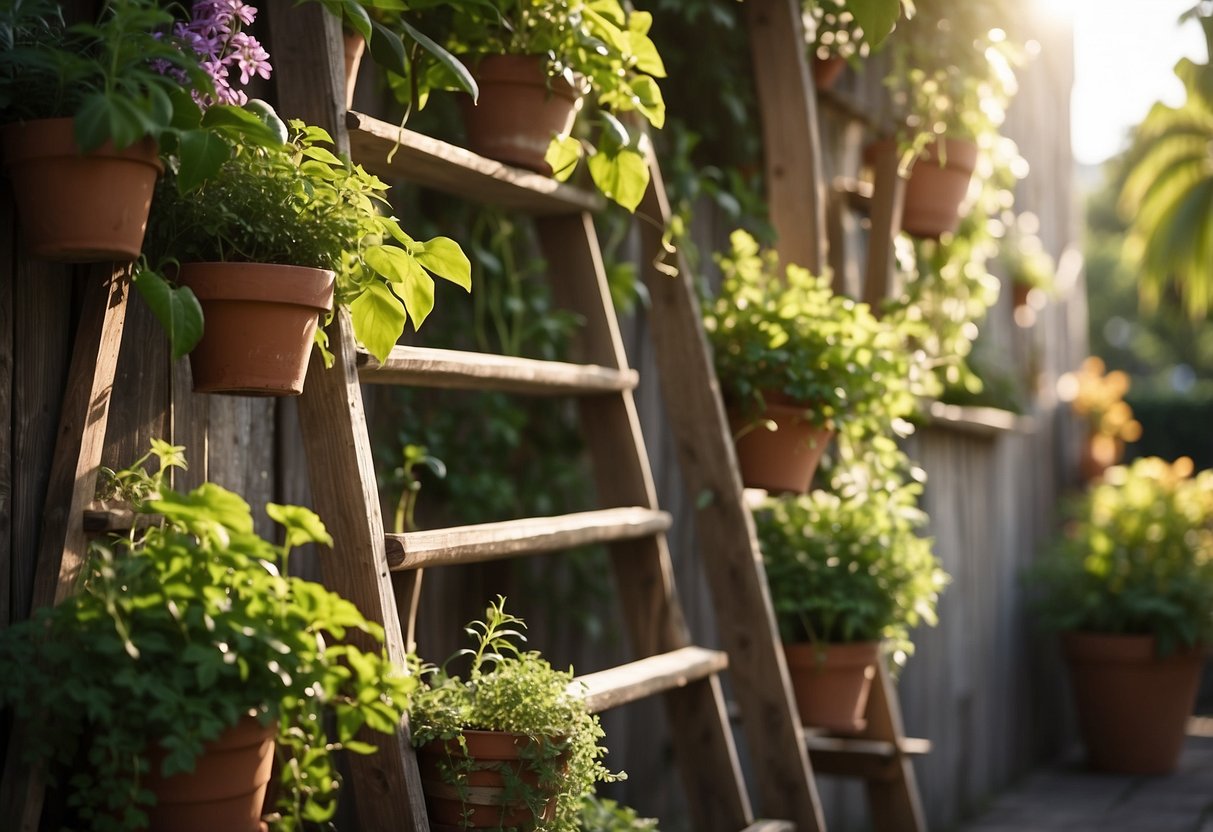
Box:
[268,5,795,831]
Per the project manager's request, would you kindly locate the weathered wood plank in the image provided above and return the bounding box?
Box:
[858,661,928,831]
[346,111,602,216]
[536,211,752,832]
[169,357,208,491]
[574,646,728,714]
[206,396,276,540]
[268,3,427,830]
[0,178,13,631]
[862,145,905,311]
[386,507,671,570]
[357,345,637,395]
[743,0,827,274]
[636,155,827,831]
[101,288,169,481]
[741,822,797,832]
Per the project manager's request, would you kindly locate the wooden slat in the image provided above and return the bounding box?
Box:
[574,646,729,714]
[804,734,932,760]
[83,502,157,533]
[863,143,906,312]
[742,822,797,832]
[744,0,827,273]
[346,111,602,216]
[385,507,670,570]
[859,661,928,831]
[267,4,428,831]
[834,177,874,214]
[926,401,1029,437]
[636,156,826,831]
[357,345,637,395]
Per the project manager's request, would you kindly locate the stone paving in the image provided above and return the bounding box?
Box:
[958,728,1213,832]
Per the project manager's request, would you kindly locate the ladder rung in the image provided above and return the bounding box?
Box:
[833,176,874,214]
[346,111,604,216]
[805,733,931,780]
[83,502,156,532]
[385,507,671,570]
[356,346,637,395]
[573,646,729,714]
[741,822,796,832]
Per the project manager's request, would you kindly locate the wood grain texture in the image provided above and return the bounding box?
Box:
[635,157,827,832]
[170,357,208,491]
[862,145,905,311]
[0,179,12,631]
[386,507,671,570]
[268,4,428,830]
[536,212,752,832]
[743,0,827,274]
[1,267,129,832]
[575,646,728,714]
[357,345,637,395]
[206,396,276,540]
[858,663,927,831]
[741,822,797,832]
[101,287,169,480]
[346,111,603,216]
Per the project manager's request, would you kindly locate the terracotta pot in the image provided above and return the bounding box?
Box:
[459,55,581,174]
[417,729,567,828]
[2,117,162,262]
[729,399,834,493]
[813,55,847,90]
[1063,632,1205,775]
[865,137,978,239]
[179,262,335,397]
[783,641,880,734]
[144,716,276,832]
[343,29,366,109]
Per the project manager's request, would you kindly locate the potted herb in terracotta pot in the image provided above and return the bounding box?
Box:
[410,598,621,831]
[702,229,916,493]
[139,113,472,395]
[1032,456,1213,775]
[753,462,947,733]
[0,441,417,831]
[0,0,214,261]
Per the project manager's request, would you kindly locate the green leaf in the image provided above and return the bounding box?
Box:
[588,147,650,212]
[73,93,112,152]
[391,267,435,330]
[629,75,666,129]
[365,244,427,288]
[202,102,284,147]
[150,483,255,535]
[301,145,345,166]
[132,270,204,361]
[395,18,478,100]
[349,281,407,363]
[414,237,472,291]
[340,0,372,41]
[267,503,334,549]
[545,134,583,182]
[176,129,231,193]
[365,17,408,77]
[848,0,902,49]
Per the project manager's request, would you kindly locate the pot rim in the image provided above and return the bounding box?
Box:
[2,116,163,172]
[178,261,336,311]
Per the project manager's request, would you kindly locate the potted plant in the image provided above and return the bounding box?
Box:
[1032,456,1213,774]
[0,441,417,831]
[753,462,947,733]
[577,795,659,831]
[410,597,621,831]
[138,113,472,395]
[0,0,215,261]
[702,229,916,493]
[868,0,1019,238]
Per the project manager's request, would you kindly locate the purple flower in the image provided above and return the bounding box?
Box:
[172,0,271,107]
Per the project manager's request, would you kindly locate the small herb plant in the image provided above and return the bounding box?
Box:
[1031,457,1213,655]
[139,116,472,362]
[754,459,948,665]
[577,795,659,832]
[0,442,416,832]
[702,229,918,441]
[411,597,622,832]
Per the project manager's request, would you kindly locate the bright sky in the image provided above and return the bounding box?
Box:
[1057,0,1208,165]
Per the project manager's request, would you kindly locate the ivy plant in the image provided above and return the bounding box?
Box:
[702,229,919,441]
[1030,456,1213,655]
[139,114,472,362]
[411,597,622,832]
[0,442,416,832]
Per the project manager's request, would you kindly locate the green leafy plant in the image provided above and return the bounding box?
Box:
[139,115,472,361]
[1031,456,1213,655]
[803,0,906,65]
[753,459,948,665]
[702,229,918,440]
[402,0,666,210]
[577,794,659,831]
[0,442,416,831]
[411,597,622,832]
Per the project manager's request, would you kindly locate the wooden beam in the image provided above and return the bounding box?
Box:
[862,144,906,312]
[744,0,828,274]
[574,647,729,714]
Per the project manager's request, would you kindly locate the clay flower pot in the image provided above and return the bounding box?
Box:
[865,137,978,239]
[179,262,335,397]
[729,398,834,493]
[783,641,880,734]
[342,29,366,109]
[813,55,847,90]
[459,54,581,175]
[418,729,567,829]
[1063,632,1205,775]
[2,117,162,262]
[144,716,276,832]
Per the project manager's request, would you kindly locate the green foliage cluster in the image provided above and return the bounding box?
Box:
[0,442,416,831]
[702,229,918,439]
[1032,456,1213,654]
[0,0,207,151]
[411,598,622,832]
[802,0,903,64]
[754,447,947,664]
[141,118,471,363]
[577,795,659,831]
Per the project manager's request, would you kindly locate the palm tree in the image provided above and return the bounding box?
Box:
[1120,5,1213,316]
